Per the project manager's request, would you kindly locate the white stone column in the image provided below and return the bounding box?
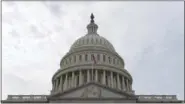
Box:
[111,72,114,88]
[56,79,58,91]
[72,72,75,87]
[95,69,98,82]
[126,79,130,91]
[117,73,121,90]
[103,70,106,85]
[79,70,82,85]
[60,75,63,91]
[54,80,57,91]
[122,76,126,91]
[65,73,68,90]
[87,69,90,82]
[126,79,129,91]
[53,81,55,91]
[129,83,132,93]
[52,82,54,92]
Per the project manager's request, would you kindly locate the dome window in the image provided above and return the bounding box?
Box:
[74,56,76,63]
[113,58,115,64]
[85,54,88,61]
[79,55,82,61]
[117,60,119,65]
[91,54,94,61]
[63,60,65,65]
[97,54,100,61]
[82,39,84,44]
[100,39,102,44]
[108,57,111,64]
[66,59,68,64]
[103,55,106,62]
[69,57,71,63]
[87,38,89,44]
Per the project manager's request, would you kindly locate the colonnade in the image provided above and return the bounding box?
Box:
[52,69,132,93]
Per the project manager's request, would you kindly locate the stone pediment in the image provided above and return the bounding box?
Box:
[50,83,135,99]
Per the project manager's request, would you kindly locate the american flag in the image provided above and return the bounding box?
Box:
[91,54,96,64]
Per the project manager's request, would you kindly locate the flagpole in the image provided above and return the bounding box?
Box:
[92,58,93,81]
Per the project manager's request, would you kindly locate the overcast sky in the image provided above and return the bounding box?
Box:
[2,1,184,100]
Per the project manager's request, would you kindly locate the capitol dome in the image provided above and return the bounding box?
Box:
[51,14,134,96]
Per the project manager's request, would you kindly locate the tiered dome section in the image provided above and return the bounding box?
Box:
[51,14,134,96]
[70,34,115,52]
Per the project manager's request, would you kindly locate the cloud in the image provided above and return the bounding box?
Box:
[2,1,184,100]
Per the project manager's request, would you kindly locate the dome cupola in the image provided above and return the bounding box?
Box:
[86,13,98,34]
[69,13,115,52]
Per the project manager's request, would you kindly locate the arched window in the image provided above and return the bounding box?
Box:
[87,38,89,44]
[85,54,88,61]
[91,54,94,61]
[69,57,71,63]
[113,58,115,64]
[79,55,82,61]
[66,59,68,64]
[74,56,76,63]
[63,60,65,65]
[97,54,100,61]
[103,55,106,62]
[108,57,111,64]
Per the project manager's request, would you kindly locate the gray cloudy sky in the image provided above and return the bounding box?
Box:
[2,1,184,100]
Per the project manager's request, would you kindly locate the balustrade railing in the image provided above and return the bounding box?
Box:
[7,95,48,101]
[137,95,177,101]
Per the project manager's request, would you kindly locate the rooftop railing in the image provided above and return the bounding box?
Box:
[7,95,48,101]
[137,95,177,101]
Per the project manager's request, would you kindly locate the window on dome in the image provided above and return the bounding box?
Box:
[91,38,93,44]
[74,56,76,63]
[85,54,88,61]
[97,54,100,61]
[66,59,68,64]
[63,60,65,65]
[91,54,94,61]
[108,57,111,64]
[79,55,82,61]
[69,57,71,63]
[100,39,102,44]
[103,55,106,62]
[113,58,115,64]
